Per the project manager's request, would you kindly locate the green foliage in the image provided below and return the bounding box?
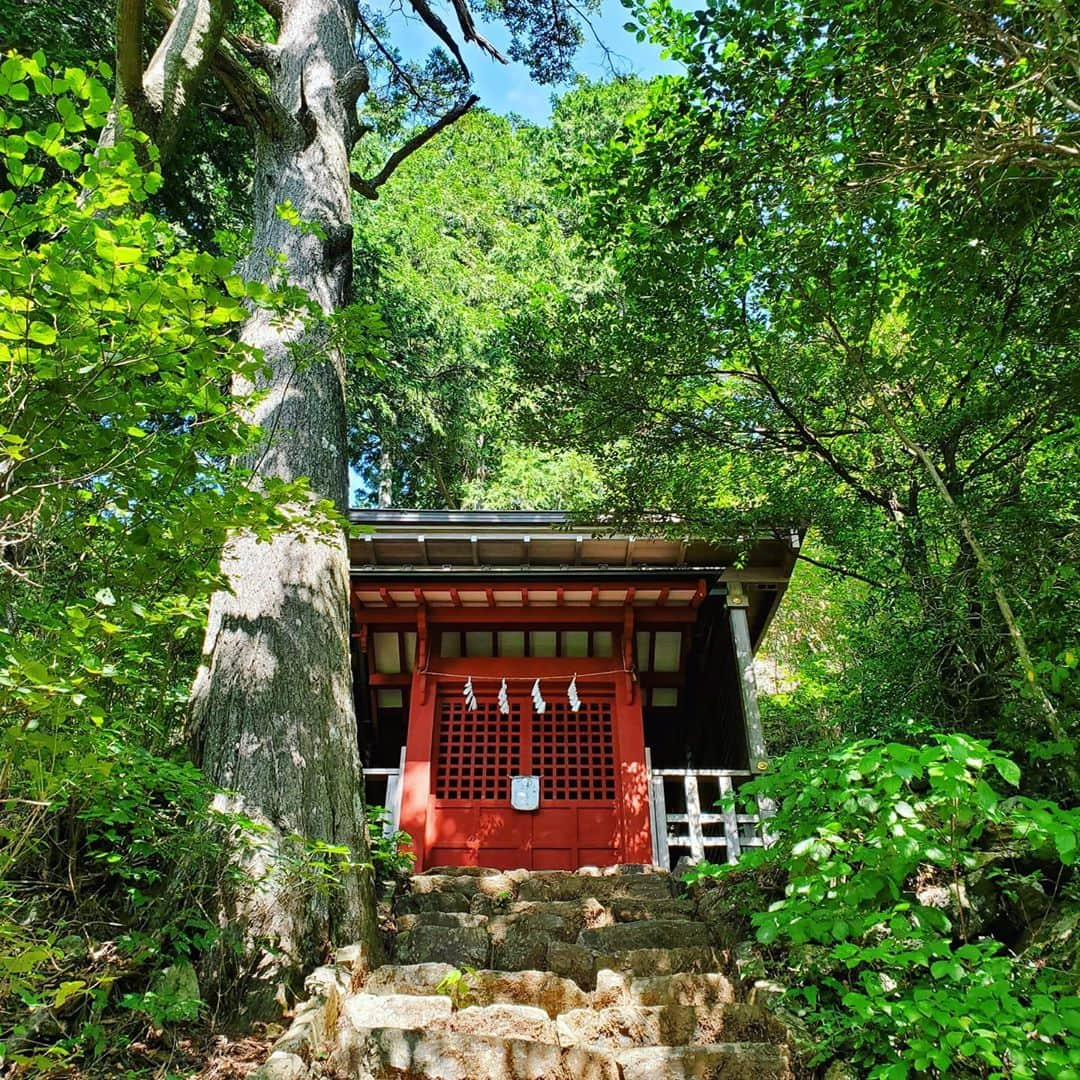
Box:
[348,83,646,510]
[691,736,1080,1077]
[365,805,415,887]
[0,54,325,1071]
[515,0,1080,782]
[434,965,477,1010]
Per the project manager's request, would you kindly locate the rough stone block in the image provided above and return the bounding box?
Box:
[630,972,737,1009]
[395,911,489,933]
[393,924,490,968]
[592,946,718,980]
[546,940,597,989]
[691,1003,790,1045]
[397,889,476,914]
[446,1002,558,1043]
[593,969,631,1007]
[561,1045,622,1079]
[490,911,577,971]
[557,1004,698,1049]
[578,919,710,952]
[468,969,591,1017]
[614,1042,794,1080]
[507,897,610,929]
[363,962,457,997]
[344,991,452,1031]
[359,1028,567,1080]
[609,898,696,923]
[516,871,584,902]
[518,871,672,904]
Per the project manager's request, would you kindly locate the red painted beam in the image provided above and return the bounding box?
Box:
[351,605,700,628]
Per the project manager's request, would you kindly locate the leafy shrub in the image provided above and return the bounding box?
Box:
[690,734,1080,1078]
[0,52,322,1072]
[366,805,415,888]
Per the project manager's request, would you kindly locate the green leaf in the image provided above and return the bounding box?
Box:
[53,980,87,1008]
[27,321,57,345]
[993,758,1021,787]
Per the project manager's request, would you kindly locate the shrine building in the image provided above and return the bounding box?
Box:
[349,510,798,872]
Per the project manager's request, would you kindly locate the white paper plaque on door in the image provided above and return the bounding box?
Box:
[510,775,540,811]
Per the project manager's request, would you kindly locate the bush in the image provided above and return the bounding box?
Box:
[0,52,318,1073]
[690,734,1080,1078]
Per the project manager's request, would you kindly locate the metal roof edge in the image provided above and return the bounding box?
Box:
[350,509,573,526]
[347,508,789,544]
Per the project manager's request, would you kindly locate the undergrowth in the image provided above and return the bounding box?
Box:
[687,734,1080,1078]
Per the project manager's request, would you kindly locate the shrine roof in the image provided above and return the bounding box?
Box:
[347,509,798,585]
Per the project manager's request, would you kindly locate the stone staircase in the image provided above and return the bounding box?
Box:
[256,866,794,1080]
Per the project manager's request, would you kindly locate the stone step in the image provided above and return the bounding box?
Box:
[505,896,611,926]
[435,1002,557,1043]
[607,897,696,923]
[614,970,738,1009]
[344,992,452,1032]
[501,896,695,924]
[400,866,674,913]
[391,914,709,973]
[394,911,489,932]
[399,871,521,915]
[486,897,621,972]
[547,942,721,989]
[334,1027,621,1080]
[393,920,491,968]
[612,1042,794,1080]
[557,1002,789,1049]
[577,918,711,952]
[516,868,673,904]
[268,863,796,1079]
[362,964,591,1017]
[558,1003,697,1049]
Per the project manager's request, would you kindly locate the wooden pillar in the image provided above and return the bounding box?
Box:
[617,666,652,864]
[399,604,434,869]
[399,666,436,870]
[726,584,770,775]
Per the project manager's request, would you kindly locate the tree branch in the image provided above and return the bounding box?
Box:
[408,0,471,78]
[148,0,283,138]
[116,0,147,119]
[123,0,233,160]
[357,9,434,109]
[795,552,886,589]
[351,95,479,199]
[450,0,508,64]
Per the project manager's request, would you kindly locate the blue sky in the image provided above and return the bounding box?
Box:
[385,1,681,124]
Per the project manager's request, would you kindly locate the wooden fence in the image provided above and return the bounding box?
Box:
[646,751,775,870]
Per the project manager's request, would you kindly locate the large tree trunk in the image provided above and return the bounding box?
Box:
[189,0,379,1017]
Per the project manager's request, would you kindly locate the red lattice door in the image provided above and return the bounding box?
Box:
[427,689,624,870]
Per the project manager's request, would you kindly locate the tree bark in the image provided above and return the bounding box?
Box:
[189,0,380,1016]
[378,444,393,508]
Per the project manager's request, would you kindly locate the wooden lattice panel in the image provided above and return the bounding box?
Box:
[531,700,616,802]
[434,698,521,800]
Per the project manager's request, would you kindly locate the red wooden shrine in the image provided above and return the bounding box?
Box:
[349,511,797,872]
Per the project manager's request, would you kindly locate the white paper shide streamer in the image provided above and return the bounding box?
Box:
[463,675,478,711]
[567,674,581,712]
[498,677,510,715]
[531,678,546,714]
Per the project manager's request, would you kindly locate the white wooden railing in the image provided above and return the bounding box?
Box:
[364,746,406,836]
[646,749,775,870]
